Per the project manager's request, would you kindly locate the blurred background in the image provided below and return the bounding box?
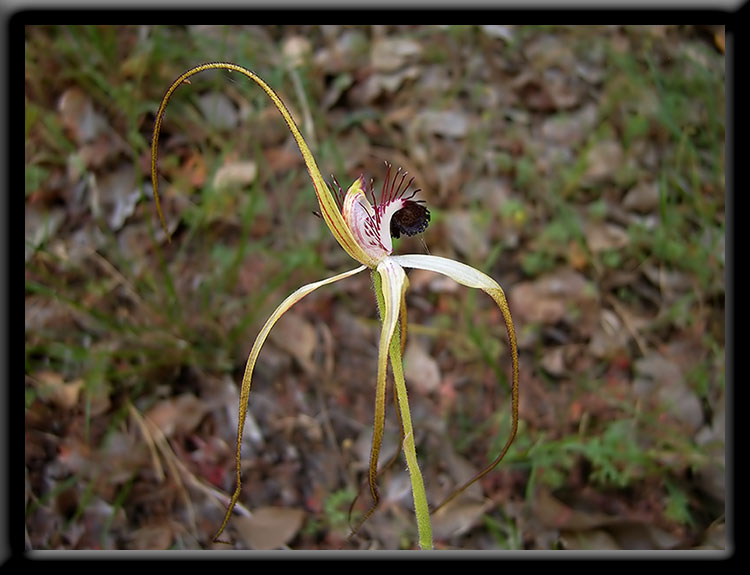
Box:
[25,25,725,550]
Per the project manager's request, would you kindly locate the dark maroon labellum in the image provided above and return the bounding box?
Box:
[390,200,431,239]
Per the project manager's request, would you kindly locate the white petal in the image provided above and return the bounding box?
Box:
[376,258,408,347]
[389,254,500,290]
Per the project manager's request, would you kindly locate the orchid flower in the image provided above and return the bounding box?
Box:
[151,63,519,550]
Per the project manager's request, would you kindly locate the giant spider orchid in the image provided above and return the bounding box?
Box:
[151,63,519,550]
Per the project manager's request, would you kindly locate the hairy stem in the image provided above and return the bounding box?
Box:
[389,320,433,550]
[373,271,433,550]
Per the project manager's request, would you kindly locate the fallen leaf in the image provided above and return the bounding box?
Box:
[588,308,631,359]
[479,25,515,42]
[412,109,470,139]
[714,29,725,53]
[582,140,624,185]
[540,104,599,147]
[232,506,306,549]
[270,311,318,375]
[313,28,369,75]
[693,519,725,550]
[145,393,209,437]
[212,161,258,190]
[534,488,617,531]
[510,269,599,330]
[633,353,704,434]
[511,70,581,112]
[25,204,66,261]
[282,35,312,68]
[35,371,84,410]
[540,346,566,377]
[444,210,490,260]
[607,522,682,550]
[197,92,239,131]
[357,65,421,102]
[432,499,489,540]
[183,151,208,188]
[58,87,110,145]
[560,528,620,550]
[90,164,143,231]
[371,37,422,73]
[404,338,441,394]
[584,221,629,253]
[127,521,177,550]
[623,181,660,213]
[440,444,484,503]
[524,34,575,70]
[694,392,725,501]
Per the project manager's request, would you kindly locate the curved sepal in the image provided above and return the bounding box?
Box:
[151,62,374,266]
[389,254,519,513]
[212,264,366,543]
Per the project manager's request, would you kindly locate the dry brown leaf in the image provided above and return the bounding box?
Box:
[57,87,110,145]
[411,109,470,139]
[607,522,682,550]
[183,151,208,188]
[403,338,441,394]
[212,161,258,190]
[633,353,704,434]
[479,25,515,42]
[582,140,624,185]
[52,377,84,410]
[127,521,177,550]
[714,29,725,53]
[48,371,109,417]
[540,346,567,377]
[623,181,660,213]
[358,65,422,102]
[694,392,725,502]
[432,499,489,541]
[440,445,484,503]
[91,164,142,231]
[560,528,620,550]
[541,104,599,147]
[197,91,239,131]
[25,204,66,262]
[693,519,725,550]
[534,488,616,531]
[282,35,312,68]
[510,269,599,330]
[371,37,422,73]
[145,393,209,437]
[270,311,318,375]
[232,507,306,549]
[444,210,490,260]
[524,35,575,70]
[584,221,629,253]
[588,308,631,359]
[313,28,369,75]
[265,146,304,173]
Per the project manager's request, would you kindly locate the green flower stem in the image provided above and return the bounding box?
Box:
[389,324,433,550]
[373,271,433,550]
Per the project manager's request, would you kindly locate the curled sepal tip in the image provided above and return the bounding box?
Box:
[150,62,372,265]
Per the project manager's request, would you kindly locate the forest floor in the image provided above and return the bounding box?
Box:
[25,25,725,551]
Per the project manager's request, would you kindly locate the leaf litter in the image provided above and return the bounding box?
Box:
[25,25,725,550]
